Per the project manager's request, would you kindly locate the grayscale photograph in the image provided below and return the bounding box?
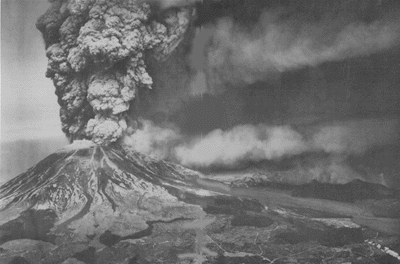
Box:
[1,0,400,263]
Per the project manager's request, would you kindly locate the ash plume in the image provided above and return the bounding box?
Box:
[123,118,400,169]
[310,118,400,155]
[122,119,182,160]
[203,0,400,86]
[37,0,193,144]
[36,0,400,189]
[175,125,307,168]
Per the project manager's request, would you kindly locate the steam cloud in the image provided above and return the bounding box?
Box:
[123,118,400,169]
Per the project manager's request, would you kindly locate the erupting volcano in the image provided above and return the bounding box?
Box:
[1,0,400,263]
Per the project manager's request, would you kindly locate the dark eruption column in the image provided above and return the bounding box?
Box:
[36,0,192,145]
[37,0,400,176]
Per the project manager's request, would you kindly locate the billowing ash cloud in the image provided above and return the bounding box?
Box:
[37,0,400,181]
[310,118,400,155]
[203,1,400,86]
[123,119,181,160]
[123,118,400,169]
[175,125,307,167]
[37,0,192,144]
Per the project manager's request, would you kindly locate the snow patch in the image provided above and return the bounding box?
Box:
[310,218,360,228]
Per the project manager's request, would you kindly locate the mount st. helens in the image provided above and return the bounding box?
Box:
[1,0,400,263]
[0,141,244,263]
[0,141,207,241]
[1,142,400,263]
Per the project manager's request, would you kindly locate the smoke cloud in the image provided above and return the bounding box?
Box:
[122,117,400,169]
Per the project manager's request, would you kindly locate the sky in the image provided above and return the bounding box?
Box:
[1,0,68,182]
[1,0,65,143]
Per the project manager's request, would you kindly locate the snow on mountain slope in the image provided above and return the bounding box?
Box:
[0,140,210,242]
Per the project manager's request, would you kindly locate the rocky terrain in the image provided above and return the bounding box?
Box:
[0,141,399,264]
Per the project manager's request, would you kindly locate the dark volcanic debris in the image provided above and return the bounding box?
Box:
[0,209,57,245]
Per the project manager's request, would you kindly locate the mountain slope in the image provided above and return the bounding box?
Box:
[0,140,209,244]
[1,141,398,264]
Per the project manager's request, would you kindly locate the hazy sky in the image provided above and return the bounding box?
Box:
[1,0,65,142]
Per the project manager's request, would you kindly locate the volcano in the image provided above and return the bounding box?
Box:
[0,141,267,264]
[1,141,400,264]
[2,1,400,262]
[0,140,211,245]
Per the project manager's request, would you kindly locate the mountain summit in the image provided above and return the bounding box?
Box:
[0,141,222,262]
[1,141,399,264]
[0,140,210,242]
